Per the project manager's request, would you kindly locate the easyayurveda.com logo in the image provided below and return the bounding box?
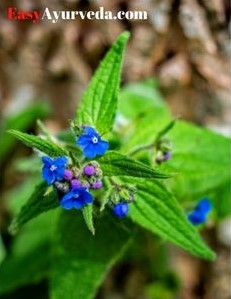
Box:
[7,7,148,23]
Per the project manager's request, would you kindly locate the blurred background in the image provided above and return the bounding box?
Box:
[0,0,230,299]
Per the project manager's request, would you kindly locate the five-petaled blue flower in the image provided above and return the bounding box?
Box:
[77,127,109,159]
[60,187,93,210]
[42,156,67,185]
[113,202,129,218]
[188,198,212,225]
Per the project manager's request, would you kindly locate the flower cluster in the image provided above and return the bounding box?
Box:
[42,155,103,209]
[41,126,107,211]
[187,198,212,225]
[41,126,134,218]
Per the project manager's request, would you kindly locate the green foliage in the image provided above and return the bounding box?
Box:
[118,79,169,119]
[0,212,55,295]
[118,80,230,219]
[0,236,6,266]
[50,212,132,299]
[166,121,230,217]
[0,242,50,295]
[8,130,67,157]
[82,204,95,235]
[121,108,171,154]
[3,32,230,299]
[126,178,215,260]
[0,102,50,161]
[9,182,58,234]
[5,174,41,214]
[13,155,41,173]
[77,32,129,134]
[98,151,171,179]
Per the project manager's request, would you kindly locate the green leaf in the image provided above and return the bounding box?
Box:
[126,178,215,261]
[82,204,95,235]
[0,236,6,266]
[0,211,55,295]
[9,182,59,233]
[121,109,171,154]
[50,212,132,299]
[5,174,41,214]
[166,121,230,216]
[98,151,171,179]
[0,102,50,161]
[0,241,50,296]
[8,130,67,157]
[77,32,130,134]
[118,78,169,119]
[211,181,230,219]
[13,155,41,173]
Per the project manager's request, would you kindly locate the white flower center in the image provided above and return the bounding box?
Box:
[50,165,57,172]
[73,194,80,199]
[92,136,98,144]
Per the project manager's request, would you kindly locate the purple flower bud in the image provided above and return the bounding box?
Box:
[84,165,95,176]
[71,179,81,189]
[63,169,73,180]
[163,152,171,161]
[91,180,103,189]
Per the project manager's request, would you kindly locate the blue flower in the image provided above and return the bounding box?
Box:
[60,187,93,210]
[188,198,212,225]
[188,210,206,225]
[77,127,109,159]
[113,202,129,218]
[195,198,212,214]
[42,156,67,185]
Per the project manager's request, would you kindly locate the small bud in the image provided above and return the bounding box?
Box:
[54,181,70,193]
[71,179,81,189]
[63,169,73,180]
[163,151,171,161]
[119,186,136,202]
[91,161,100,168]
[72,167,80,178]
[84,165,95,176]
[91,180,103,189]
[69,120,83,136]
[95,168,103,177]
[128,194,134,202]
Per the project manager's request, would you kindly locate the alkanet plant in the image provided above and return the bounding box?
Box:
[3,32,230,299]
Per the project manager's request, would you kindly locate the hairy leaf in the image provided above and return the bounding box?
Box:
[123,178,215,260]
[9,182,59,233]
[50,212,132,299]
[98,151,171,179]
[77,32,129,134]
[8,130,67,157]
[82,204,95,235]
[122,109,171,153]
[166,121,230,217]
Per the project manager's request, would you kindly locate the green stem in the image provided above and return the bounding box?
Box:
[128,119,177,157]
[69,151,80,167]
[128,143,155,157]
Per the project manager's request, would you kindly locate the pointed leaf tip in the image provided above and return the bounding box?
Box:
[77,31,130,134]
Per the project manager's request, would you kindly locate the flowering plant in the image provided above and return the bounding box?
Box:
[2,32,229,298]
